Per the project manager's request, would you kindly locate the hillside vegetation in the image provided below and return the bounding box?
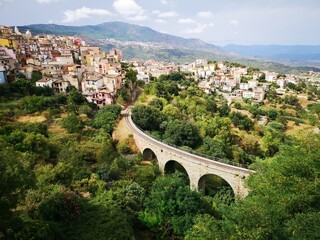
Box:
[1,71,320,239]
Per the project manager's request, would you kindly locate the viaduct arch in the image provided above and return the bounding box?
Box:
[125,108,253,197]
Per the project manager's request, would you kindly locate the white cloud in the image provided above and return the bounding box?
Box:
[0,0,13,5]
[178,18,195,24]
[155,19,167,24]
[113,0,148,21]
[156,11,177,18]
[160,0,175,7]
[37,0,59,3]
[160,0,168,5]
[197,11,214,18]
[229,19,239,26]
[182,23,214,34]
[113,0,143,16]
[62,7,114,23]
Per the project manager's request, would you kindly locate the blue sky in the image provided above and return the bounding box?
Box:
[0,0,319,45]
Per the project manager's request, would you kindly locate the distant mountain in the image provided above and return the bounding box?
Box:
[222,44,320,67]
[19,22,223,54]
[17,22,320,73]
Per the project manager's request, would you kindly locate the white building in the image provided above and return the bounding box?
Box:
[248,80,258,89]
[242,91,255,99]
[137,71,150,83]
[36,78,55,88]
[276,79,287,89]
[240,83,249,90]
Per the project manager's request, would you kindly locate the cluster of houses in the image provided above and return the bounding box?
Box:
[127,58,308,102]
[1,25,319,105]
[0,25,124,107]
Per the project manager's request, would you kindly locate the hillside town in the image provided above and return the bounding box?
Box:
[1,25,320,105]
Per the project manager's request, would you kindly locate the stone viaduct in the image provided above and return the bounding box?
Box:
[124,108,254,197]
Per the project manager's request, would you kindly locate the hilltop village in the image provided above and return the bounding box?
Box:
[1,25,320,106]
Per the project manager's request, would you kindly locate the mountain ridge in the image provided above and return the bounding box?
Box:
[18,22,224,54]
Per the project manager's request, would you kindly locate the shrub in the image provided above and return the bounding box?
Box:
[60,113,84,134]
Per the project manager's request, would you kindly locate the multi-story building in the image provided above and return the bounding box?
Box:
[52,79,70,94]
[0,25,13,38]
[41,63,65,77]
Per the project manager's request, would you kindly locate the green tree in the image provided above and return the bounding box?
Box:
[60,113,84,134]
[284,95,299,106]
[31,71,43,83]
[140,173,209,238]
[219,100,230,117]
[0,148,35,232]
[13,185,82,239]
[22,132,51,160]
[196,116,233,144]
[247,67,260,74]
[162,104,181,120]
[70,190,135,240]
[229,134,320,239]
[126,68,137,84]
[198,137,227,159]
[185,214,219,240]
[206,96,218,113]
[258,72,266,82]
[148,97,166,111]
[164,119,202,148]
[230,112,254,131]
[93,104,121,133]
[261,125,286,156]
[67,88,87,106]
[117,88,128,102]
[267,109,278,121]
[19,95,46,113]
[234,102,242,109]
[10,78,33,95]
[185,134,320,240]
[132,104,165,131]
[267,87,279,103]
[153,81,179,100]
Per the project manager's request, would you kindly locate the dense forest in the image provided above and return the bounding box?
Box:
[1,70,320,239]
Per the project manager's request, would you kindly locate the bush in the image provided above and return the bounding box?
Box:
[234,102,242,109]
[230,112,254,131]
[93,104,122,133]
[117,140,133,155]
[268,121,285,132]
[19,95,66,114]
[60,113,84,134]
[132,104,165,131]
[164,119,202,148]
